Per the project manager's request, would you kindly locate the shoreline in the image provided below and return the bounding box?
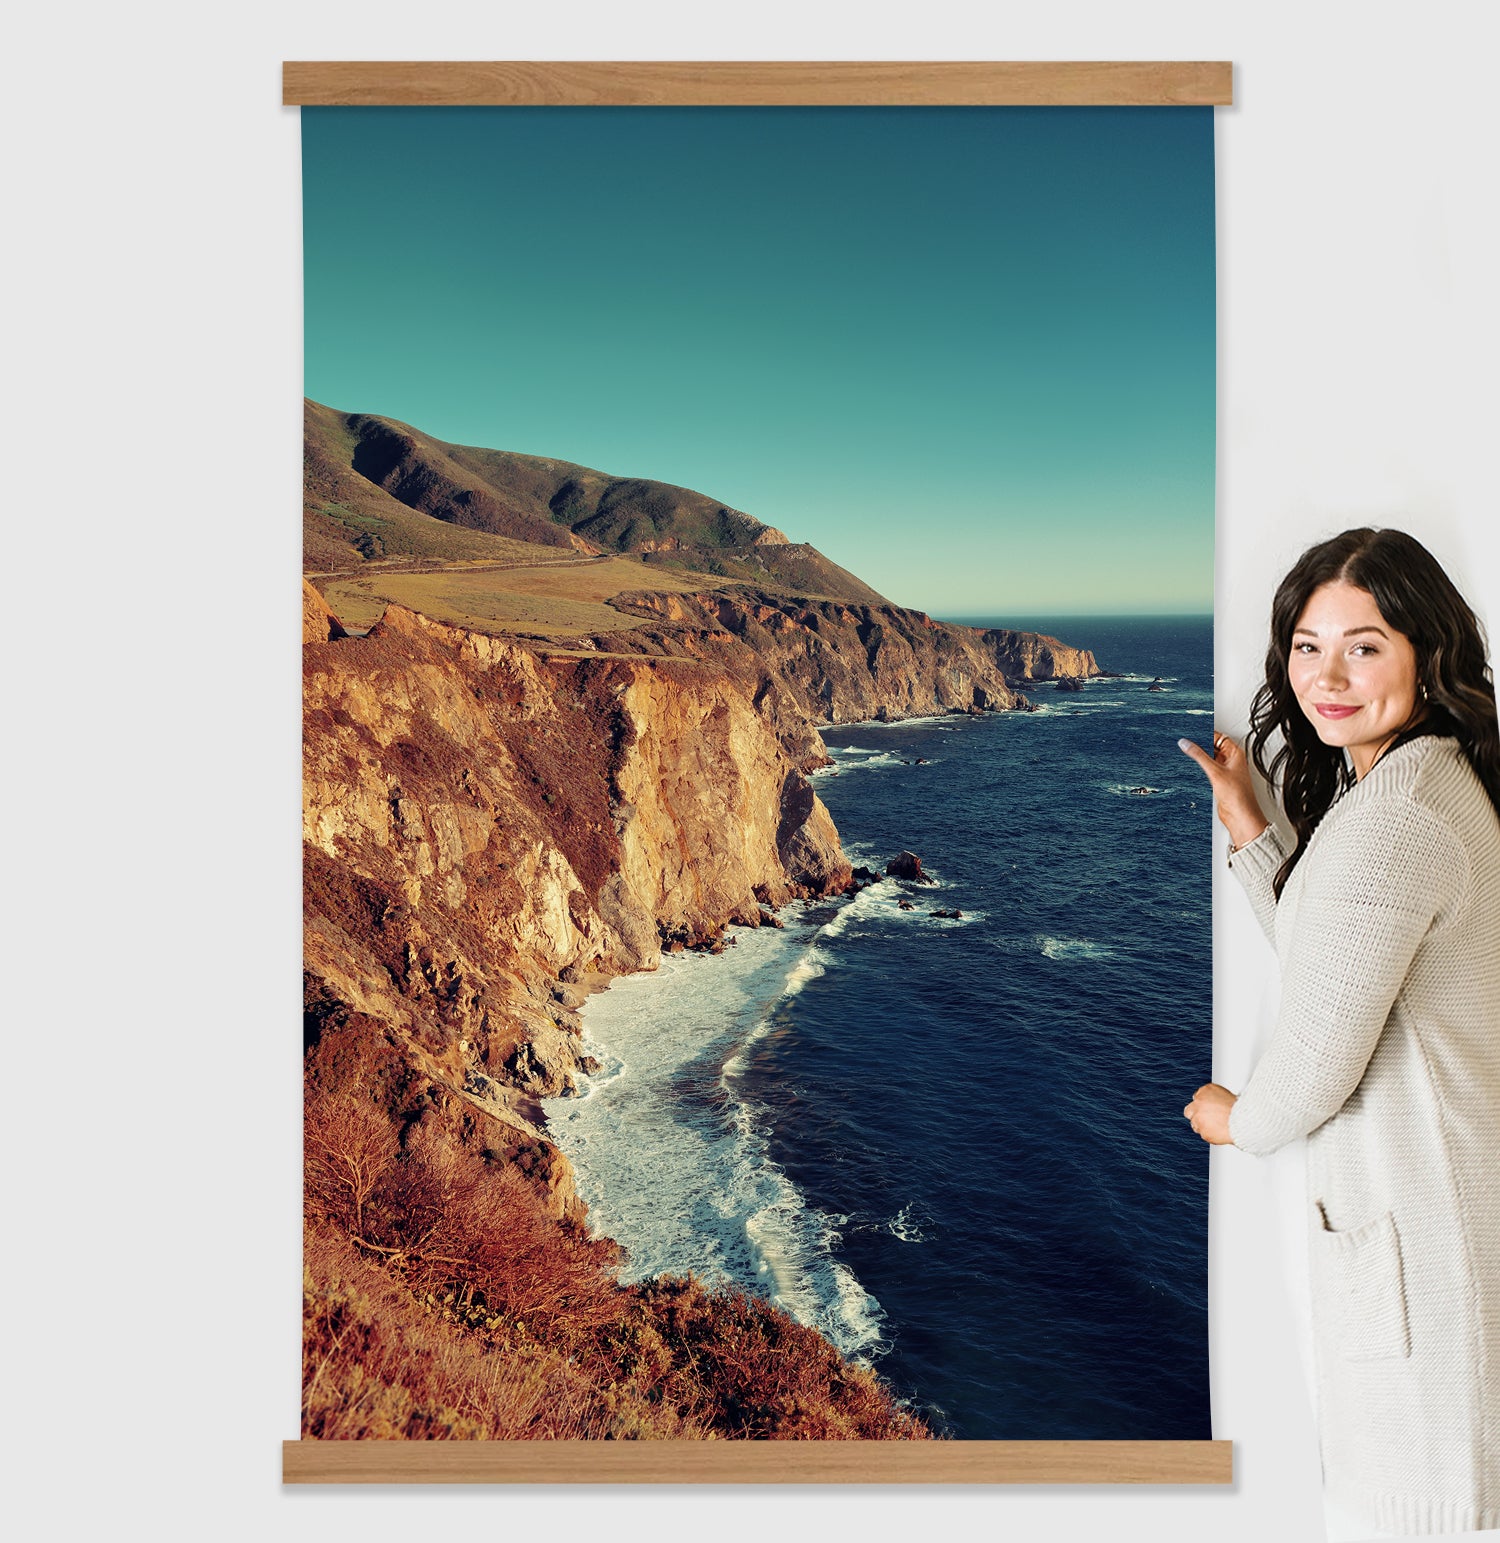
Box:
[543,884,894,1365]
[537,717,988,1367]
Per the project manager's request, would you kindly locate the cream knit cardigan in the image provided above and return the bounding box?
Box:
[1227,734,1500,1535]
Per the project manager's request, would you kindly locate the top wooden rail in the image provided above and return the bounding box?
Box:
[282,61,1232,108]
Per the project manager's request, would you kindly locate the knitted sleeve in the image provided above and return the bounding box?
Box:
[1226,821,1288,948]
[1227,796,1471,1157]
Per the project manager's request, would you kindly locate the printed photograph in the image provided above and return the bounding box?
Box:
[300,104,1216,1441]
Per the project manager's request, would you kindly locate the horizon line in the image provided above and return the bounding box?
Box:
[939,610,1214,621]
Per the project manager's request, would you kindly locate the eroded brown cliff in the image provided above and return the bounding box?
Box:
[302,577,347,644]
[304,603,852,1218]
[302,581,1103,1192]
[600,589,1096,722]
[979,626,1100,682]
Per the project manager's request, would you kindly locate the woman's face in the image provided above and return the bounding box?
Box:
[1289,580,1424,779]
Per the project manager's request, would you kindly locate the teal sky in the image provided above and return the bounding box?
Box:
[303,107,1214,617]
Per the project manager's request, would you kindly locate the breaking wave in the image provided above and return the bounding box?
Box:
[544,916,887,1361]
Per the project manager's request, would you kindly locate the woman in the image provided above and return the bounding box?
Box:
[1179,527,1500,1536]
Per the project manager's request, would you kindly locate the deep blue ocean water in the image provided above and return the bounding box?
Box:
[545,615,1214,1439]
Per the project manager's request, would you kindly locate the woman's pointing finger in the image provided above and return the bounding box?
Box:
[1177,736,1221,779]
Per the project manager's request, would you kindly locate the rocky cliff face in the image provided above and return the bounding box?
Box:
[601,589,1091,722]
[302,577,346,644]
[303,576,1104,1235]
[303,602,852,1217]
[979,626,1100,682]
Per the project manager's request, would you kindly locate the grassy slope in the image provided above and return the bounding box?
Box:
[706,545,885,603]
[305,399,889,610]
[364,421,778,553]
[321,555,728,635]
[304,400,590,570]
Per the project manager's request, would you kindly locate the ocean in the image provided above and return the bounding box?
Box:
[543,615,1214,1439]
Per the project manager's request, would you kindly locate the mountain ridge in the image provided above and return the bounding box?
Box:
[305,398,886,606]
[303,399,1104,690]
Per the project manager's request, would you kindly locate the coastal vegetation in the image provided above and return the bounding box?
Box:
[319,554,722,637]
[303,1086,932,1440]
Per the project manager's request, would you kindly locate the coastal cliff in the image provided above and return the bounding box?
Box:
[300,402,1109,1439]
[303,579,1103,1155]
[603,589,1100,722]
[302,564,1109,1436]
[978,625,1100,684]
[304,594,850,1193]
[605,590,1017,719]
[301,585,947,1439]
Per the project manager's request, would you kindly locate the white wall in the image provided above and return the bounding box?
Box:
[9,3,1494,1541]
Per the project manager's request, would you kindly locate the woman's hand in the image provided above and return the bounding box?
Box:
[1184,1083,1238,1145]
[1177,731,1269,850]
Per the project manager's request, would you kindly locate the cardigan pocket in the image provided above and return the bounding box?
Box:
[1311,1202,1412,1361]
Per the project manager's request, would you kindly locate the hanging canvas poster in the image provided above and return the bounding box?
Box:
[298,82,1218,1469]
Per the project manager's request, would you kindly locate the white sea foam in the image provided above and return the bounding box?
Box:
[1038,936,1116,961]
[817,882,894,937]
[780,953,827,997]
[887,1204,926,1243]
[927,907,981,927]
[844,1202,927,1244]
[812,747,916,779]
[1033,699,1210,719]
[543,914,887,1361]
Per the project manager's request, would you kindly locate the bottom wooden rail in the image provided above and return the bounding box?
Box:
[284,1438,1232,1485]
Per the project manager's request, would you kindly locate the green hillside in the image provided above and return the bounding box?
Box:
[304,399,887,607]
[304,401,583,571]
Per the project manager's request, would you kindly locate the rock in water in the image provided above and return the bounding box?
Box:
[886,850,935,884]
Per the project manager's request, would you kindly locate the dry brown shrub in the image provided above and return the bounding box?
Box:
[303,1229,704,1440]
[623,1277,934,1440]
[304,1093,398,1236]
[349,1124,623,1340]
[302,1086,932,1440]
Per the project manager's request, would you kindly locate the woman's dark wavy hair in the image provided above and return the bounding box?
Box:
[1248,527,1500,900]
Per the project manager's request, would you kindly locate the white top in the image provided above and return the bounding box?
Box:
[1226,734,1500,1536]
